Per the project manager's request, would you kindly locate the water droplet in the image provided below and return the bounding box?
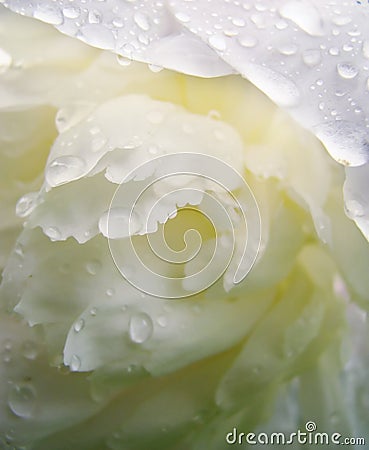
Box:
[238,35,258,48]
[302,49,321,67]
[88,9,102,24]
[275,20,288,30]
[208,35,227,52]
[345,199,364,218]
[62,6,81,19]
[134,12,150,31]
[21,341,38,360]
[278,43,298,56]
[34,4,63,25]
[174,12,190,23]
[99,207,140,239]
[3,339,12,351]
[90,128,107,152]
[15,192,38,218]
[70,354,81,371]
[232,18,245,27]
[45,226,61,241]
[157,316,168,327]
[342,43,354,52]
[90,307,97,316]
[106,288,115,297]
[116,54,132,66]
[86,260,101,275]
[332,15,351,26]
[148,145,159,155]
[337,63,359,79]
[148,64,163,73]
[329,47,340,56]
[129,312,153,344]
[0,48,12,73]
[46,155,86,187]
[8,383,36,418]
[73,318,85,333]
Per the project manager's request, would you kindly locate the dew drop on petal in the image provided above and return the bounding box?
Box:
[157,316,168,327]
[73,318,85,333]
[62,6,81,19]
[86,260,101,275]
[44,226,62,241]
[337,63,359,79]
[238,35,258,48]
[15,192,38,218]
[88,9,102,24]
[116,54,132,66]
[21,341,38,360]
[8,383,37,419]
[129,313,153,344]
[148,64,163,73]
[46,155,86,187]
[99,208,140,239]
[345,199,365,218]
[302,49,321,67]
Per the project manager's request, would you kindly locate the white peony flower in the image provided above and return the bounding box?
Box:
[0,1,368,449]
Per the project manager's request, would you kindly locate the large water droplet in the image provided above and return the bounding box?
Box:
[99,207,141,239]
[15,192,38,218]
[129,312,153,344]
[8,383,37,418]
[44,226,62,241]
[46,155,86,187]
[337,63,359,79]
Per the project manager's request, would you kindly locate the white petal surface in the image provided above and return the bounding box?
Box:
[3,0,369,238]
